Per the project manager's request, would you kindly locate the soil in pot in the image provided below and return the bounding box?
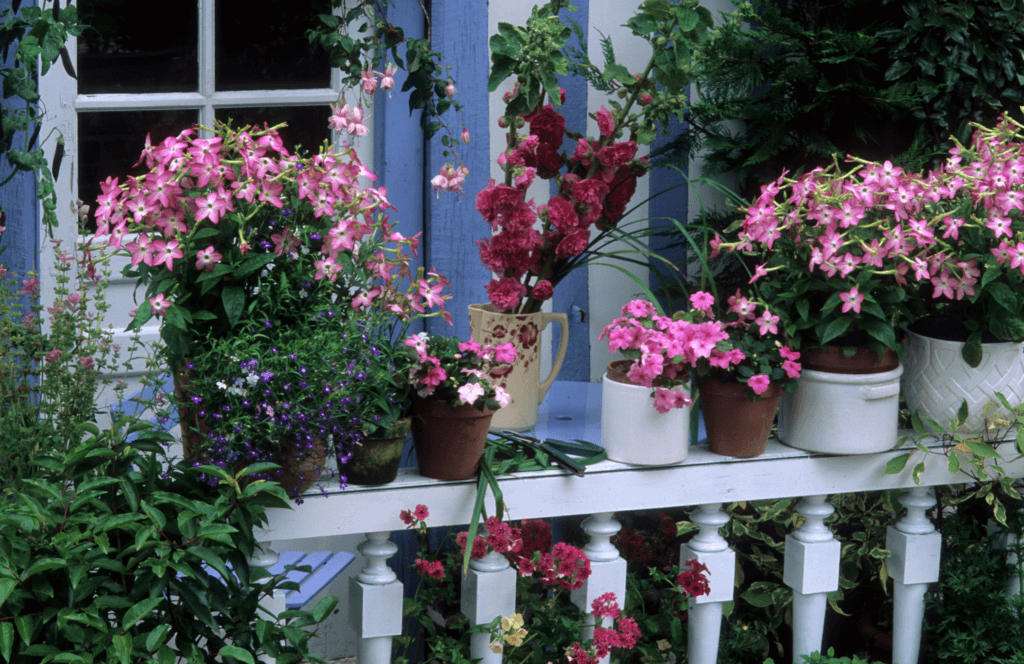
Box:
[701,376,782,458]
[345,418,411,486]
[801,346,900,374]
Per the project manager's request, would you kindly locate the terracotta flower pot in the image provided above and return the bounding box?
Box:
[701,376,782,458]
[411,397,493,480]
[275,439,327,497]
[346,417,411,486]
[801,345,900,374]
[173,363,209,462]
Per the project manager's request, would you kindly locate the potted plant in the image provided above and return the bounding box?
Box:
[897,116,1024,435]
[690,289,802,458]
[462,0,715,431]
[720,159,917,453]
[88,114,452,468]
[403,333,515,480]
[597,296,729,465]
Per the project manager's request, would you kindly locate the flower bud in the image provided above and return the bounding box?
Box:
[498,116,510,128]
[515,117,525,129]
[639,94,654,106]
[461,127,471,144]
[445,80,457,98]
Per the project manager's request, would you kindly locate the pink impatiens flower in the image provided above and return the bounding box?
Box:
[690,291,714,312]
[747,374,771,395]
[457,382,485,405]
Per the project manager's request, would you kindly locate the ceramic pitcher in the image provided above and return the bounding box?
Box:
[468,303,569,431]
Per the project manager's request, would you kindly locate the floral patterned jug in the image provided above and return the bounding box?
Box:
[468,303,569,431]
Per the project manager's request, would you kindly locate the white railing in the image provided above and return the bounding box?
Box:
[262,383,1024,664]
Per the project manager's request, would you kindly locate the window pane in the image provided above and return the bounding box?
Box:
[216,0,332,91]
[215,106,331,156]
[79,110,198,229]
[78,1,198,94]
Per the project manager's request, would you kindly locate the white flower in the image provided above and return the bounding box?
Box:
[494,385,511,408]
[245,373,259,387]
[457,382,485,406]
[216,380,227,390]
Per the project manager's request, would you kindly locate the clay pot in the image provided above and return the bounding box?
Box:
[701,376,782,458]
[276,440,327,497]
[173,363,209,461]
[801,346,900,374]
[411,397,494,480]
[346,418,411,486]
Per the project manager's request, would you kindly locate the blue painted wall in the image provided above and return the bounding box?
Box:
[423,0,491,342]
[0,0,40,301]
[552,0,591,382]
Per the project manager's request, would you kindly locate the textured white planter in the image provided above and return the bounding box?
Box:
[778,365,903,454]
[903,329,1024,436]
[600,373,689,465]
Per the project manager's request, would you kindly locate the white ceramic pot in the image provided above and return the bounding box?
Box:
[600,371,689,465]
[903,328,1024,436]
[777,365,903,454]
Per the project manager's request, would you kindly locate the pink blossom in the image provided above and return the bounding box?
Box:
[931,269,957,300]
[414,558,445,580]
[149,293,170,318]
[195,245,223,271]
[445,80,457,98]
[461,127,470,144]
[839,287,864,314]
[783,360,802,379]
[748,374,771,395]
[360,69,378,95]
[622,299,656,318]
[413,504,429,521]
[44,349,63,363]
[494,386,511,408]
[485,277,527,312]
[457,382,486,405]
[596,105,615,138]
[380,63,397,92]
[748,263,768,284]
[652,387,692,413]
[690,291,714,311]
[531,280,553,301]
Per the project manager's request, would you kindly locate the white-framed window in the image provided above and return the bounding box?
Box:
[39,0,373,400]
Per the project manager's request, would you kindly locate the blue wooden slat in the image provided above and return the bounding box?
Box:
[552,0,591,382]
[284,551,356,609]
[267,550,307,576]
[280,550,333,591]
[425,0,490,341]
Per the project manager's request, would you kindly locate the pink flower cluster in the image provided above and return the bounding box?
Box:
[599,297,730,412]
[403,333,516,407]
[476,94,649,313]
[564,593,641,664]
[728,114,1024,345]
[677,557,711,598]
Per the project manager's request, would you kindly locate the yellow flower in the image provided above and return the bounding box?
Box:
[501,613,525,632]
[656,640,671,652]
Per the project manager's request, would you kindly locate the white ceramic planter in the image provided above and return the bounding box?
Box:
[777,365,903,454]
[903,329,1024,436]
[600,373,689,465]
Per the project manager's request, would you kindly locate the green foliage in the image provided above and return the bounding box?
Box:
[0,422,336,664]
[882,0,1024,153]
[690,0,910,193]
[926,508,1024,664]
[765,649,886,664]
[0,1,83,232]
[308,1,462,142]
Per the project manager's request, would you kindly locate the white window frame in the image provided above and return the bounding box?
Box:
[38,1,367,399]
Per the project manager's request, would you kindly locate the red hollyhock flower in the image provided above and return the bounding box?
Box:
[546,195,580,233]
[556,229,590,258]
[602,170,638,227]
[529,105,567,148]
[598,141,638,175]
[531,280,554,301]
[485,277,528,312]
[535,142,563,179]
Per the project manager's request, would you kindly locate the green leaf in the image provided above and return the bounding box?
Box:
[113,633,132,664]
[1017,426,1024,456]
[487,57,516,92]
[219,645,256,664]
[312,595,339,623]
[987,281,1019,312]
[0,622,12,663]
[818,316,853,346]
[22,558,66,580]
[885,453,912,474]
[740,588,774,607]
[123,597,162,630]
[956,400,969,427]
[144,624,170,652]
[964,440,1001,459]
[912,461,925,485]
[222,284,245,326]
[947,451,960,474]
[962,331,983,368]
[603,63,633,83]
[120,477,140,512]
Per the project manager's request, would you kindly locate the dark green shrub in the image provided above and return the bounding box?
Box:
[0,421,336,664]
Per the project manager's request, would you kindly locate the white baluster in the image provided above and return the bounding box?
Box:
[571,512,628,664]
[988,518,1023,597]
[349,532,403,664]
[680,504,735,664]
[462,525,517,664]
[886,487,941,664]
[783,495,840,663]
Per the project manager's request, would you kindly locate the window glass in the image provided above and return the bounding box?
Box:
[215,106,331,156]
[216,0,333,91]
[78,0,199,94]
[78,110,198,220]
